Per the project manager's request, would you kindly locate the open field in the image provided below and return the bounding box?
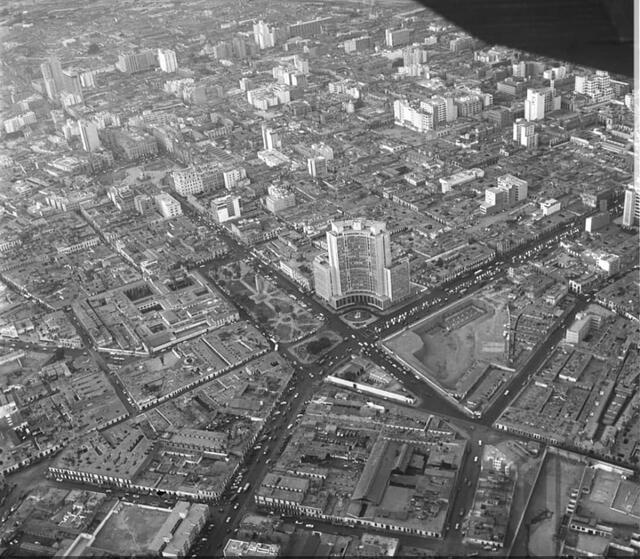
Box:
[384,297,508,391]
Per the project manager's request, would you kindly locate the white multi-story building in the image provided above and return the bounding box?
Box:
[421,95,457,124]
[543,65,567,80]
[78,119,101,152]
[622,184,640,227]
[155,192,182,218]
[385,28,412,48]
[540,198,562,216]
[265,184,296,213]
[439,168,484,193]
[524,87,560,121]
[454,94,483,117]
[261,124,282,150]
[513,119,538,148]
[307,156,327,178]
[172,167,204,196]
[393,100,433,132]
[575,71,614,102]
[253,20,276,50]
[211,194,241,223]
[157,48,178,73]
[480,174,528,213]
[402,45,428,66]
[223,167,247,189]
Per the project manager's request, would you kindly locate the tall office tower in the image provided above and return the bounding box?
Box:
[158,49,178,73]
[261,124,281,150]
[78,119,101,152]
[253,20,276,50]
[622,185,640,227]
[385,28,412,48]
[513,118,538,148]
[313,219,410,310]
[524,87,560,121]
[307,156,327,178]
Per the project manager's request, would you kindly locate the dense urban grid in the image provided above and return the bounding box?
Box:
[0,0,638,557]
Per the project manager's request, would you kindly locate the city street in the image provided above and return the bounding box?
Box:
[0,199,594,555]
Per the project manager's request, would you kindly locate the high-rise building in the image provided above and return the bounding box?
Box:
[261,124,282,150]
[454,94,483,117]
[421,95,457,124]
[253,20,276,50]
[232,37,250,59]
[223,167,247,189]
[172,167,204,196]
[575,71,614,102]
[116,51,158,73]
[524,87,561,121]
[344,36,372,54]
[78,119,101,152]
[402,45,428,66]
[40,57,83,101]
[211,195,241,223]
[512,60,545,78]
[497,174,528,205]
[543,66,567,80]
[158,49,178,73]
[307,156,327,178]
[481,174,528,214]
[513,119,538,148]
[622,185,640,227]
[394,99,434,132]
[313,219,410,310]
[385,28,412,48]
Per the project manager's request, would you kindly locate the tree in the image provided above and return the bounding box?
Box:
[87,43,100,55]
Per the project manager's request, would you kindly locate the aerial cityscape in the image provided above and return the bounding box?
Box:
[0,0,637,557]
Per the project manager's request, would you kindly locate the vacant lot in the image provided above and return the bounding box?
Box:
[385,298,508,390]
[92,503,170,555]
